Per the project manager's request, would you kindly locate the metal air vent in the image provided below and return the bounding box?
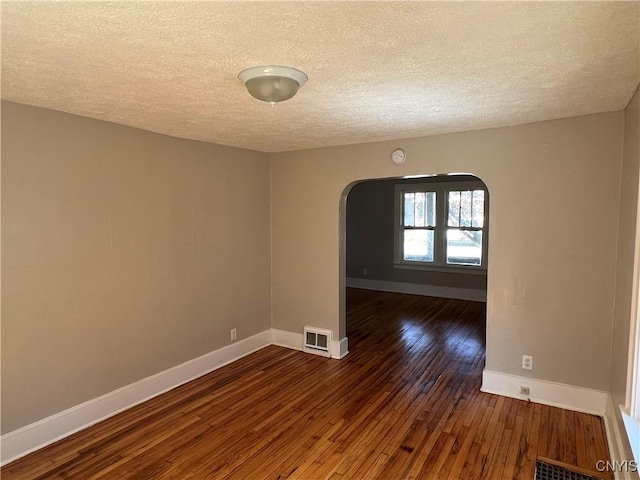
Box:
[303,327,332,358]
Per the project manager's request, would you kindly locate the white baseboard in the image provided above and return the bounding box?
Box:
[1,327,350,466]
[271,328,303,351]
[606,396,627,464]
[346,277,486,302]
[621,407,640,466]
[0,330,272,466]
[271,328,349,360]
[603,395,632,480]
[481,369,607,416]
[336,337,349,359]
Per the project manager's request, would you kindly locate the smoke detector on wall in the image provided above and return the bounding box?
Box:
[391,148,406,164]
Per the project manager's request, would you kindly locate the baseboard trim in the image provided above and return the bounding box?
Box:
[603,396,631,479]
[346,277,486,302]
[0,330,272,466]
[481,369,607,416]
[336,337,349,359]
[271,328,303,351]
[1,327,350,466]
[616,405,640,472]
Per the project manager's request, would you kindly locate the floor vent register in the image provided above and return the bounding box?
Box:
[535,459,603,480]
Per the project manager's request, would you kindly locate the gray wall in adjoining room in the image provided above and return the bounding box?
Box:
[346,176,487,292]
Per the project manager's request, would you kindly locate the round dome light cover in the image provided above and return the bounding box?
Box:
[238,65,308,103]
[245,76,300,103]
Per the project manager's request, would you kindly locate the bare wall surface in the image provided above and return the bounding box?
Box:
[271,111,624,391]
[610,84,640,460]
[346,177,487,291]
[1,101,272,434]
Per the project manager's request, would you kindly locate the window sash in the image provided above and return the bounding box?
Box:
[446,228,483,266]
[402,228,436,263]
[394,181,488,271]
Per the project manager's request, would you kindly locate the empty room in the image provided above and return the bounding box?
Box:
[2,2,640,479]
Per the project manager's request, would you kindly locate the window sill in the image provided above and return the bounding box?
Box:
[394,263,488,276]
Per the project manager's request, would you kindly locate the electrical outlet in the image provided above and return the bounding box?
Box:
[519,385,530,395]
[522,355,533,370]
[231,328,237,341]
[363,268,368,276]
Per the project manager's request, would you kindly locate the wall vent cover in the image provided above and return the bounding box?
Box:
[303,327,332,358]
[535,459,602,480]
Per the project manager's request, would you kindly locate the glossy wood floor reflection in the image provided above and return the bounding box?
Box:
[3,289,612,479]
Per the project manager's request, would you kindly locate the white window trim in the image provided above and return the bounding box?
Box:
[625,184,640,418]
[623,162,640,463]
[393,180,488,273]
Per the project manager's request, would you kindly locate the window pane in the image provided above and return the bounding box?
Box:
[414,192,425,227]
[472,190,485,228]
[448,191,460,227]
[460,191,472,227]
[446,229,482,266]
[403,229,434,262]
[404,193,415,226]
[426,191,436,227]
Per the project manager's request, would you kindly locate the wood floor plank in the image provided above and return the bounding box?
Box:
[537,404,551,459]
[513,401,537,480]
[575,410,589,468]
[502,406,525,480]
[563,410,578,466]
[2,289,613,479]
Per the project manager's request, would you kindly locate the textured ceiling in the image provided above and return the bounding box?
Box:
[2,2,639,153]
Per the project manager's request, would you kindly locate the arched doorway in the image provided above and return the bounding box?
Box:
[338,173,490,359]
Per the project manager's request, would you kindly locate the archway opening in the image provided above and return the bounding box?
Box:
[339,173,489,366]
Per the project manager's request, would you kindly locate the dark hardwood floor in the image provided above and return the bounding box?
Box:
[2,288,612,479]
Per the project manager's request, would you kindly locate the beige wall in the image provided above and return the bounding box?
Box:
[1,99,630,436]
[271,111,624,391]
[610,84,640,461]
[1,101,272,433]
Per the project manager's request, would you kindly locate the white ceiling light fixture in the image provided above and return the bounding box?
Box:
[238,65,308,106]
